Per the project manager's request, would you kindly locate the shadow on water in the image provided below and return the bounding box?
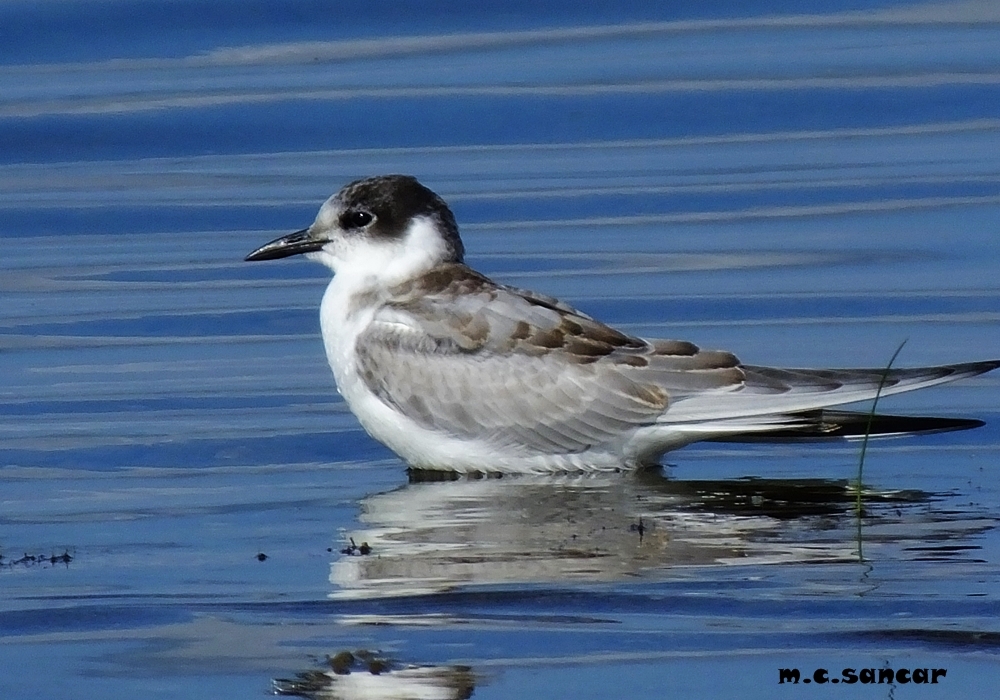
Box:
[329,468,995,599]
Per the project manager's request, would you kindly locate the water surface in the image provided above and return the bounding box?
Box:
[2,1,1000,698]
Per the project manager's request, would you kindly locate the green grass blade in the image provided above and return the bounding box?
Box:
[854,339,908,561]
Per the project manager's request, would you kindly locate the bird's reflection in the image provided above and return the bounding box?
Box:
[273,649,474,700]
[330,468,992,599]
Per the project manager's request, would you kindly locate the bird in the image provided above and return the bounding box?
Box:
[246,175,999,473]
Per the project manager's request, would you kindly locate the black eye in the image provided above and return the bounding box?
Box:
[343,210,374,229]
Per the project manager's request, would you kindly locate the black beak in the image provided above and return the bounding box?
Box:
[245,228,325,261]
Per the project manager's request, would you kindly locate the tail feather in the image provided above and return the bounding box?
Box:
[708,409,986,443]
[663,359,1000,424]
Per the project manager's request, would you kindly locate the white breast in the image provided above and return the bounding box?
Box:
[317,278,628,472]
[318,276,391,429]
[318,274,470,468]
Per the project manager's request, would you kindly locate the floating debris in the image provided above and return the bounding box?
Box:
[339,538,372,556]
[629,517,646,542]
[327,651,355,676]
[1,549,73,571]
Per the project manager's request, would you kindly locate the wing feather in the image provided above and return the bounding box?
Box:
[354,265,741,454]
[354,264,999,455]
[663,361,1000,424]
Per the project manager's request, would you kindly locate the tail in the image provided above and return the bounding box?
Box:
[708,409,985,443]
[663,359,1000,426]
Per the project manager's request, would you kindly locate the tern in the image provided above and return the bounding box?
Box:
[246,175,998,472]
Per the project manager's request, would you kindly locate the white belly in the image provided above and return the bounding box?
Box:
[317,278,658,473]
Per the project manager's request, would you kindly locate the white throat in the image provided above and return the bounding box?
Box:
[314,215,450,407]
[307,215,449,294]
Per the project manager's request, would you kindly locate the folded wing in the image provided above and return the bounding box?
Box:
[663,361,1000,425]
[356,264,999,454]
[355,265,742,454]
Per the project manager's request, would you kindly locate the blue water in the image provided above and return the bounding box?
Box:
[2,1,1000,698]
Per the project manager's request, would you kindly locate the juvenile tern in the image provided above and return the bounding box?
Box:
[246,175,998,472]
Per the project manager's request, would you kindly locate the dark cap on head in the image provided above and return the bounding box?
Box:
[246,175,465,263]
[338,175,464,263]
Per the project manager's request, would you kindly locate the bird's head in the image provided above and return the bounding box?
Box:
[246,175,464,285]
